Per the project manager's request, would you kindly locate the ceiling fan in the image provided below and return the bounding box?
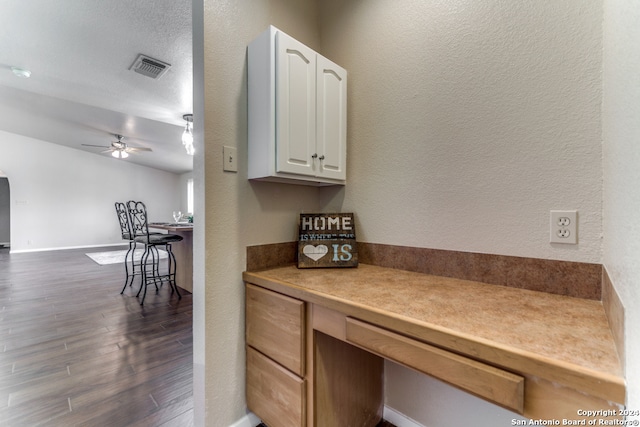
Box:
[82,134,152,159]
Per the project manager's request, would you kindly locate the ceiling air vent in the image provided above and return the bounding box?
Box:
[129,54,171,80]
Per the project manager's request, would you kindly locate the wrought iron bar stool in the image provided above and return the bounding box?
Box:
[127,200,183,305]
[115,201,139,293]
[115,201,162,293]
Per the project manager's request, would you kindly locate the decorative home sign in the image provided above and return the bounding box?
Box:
[298,213,358,268]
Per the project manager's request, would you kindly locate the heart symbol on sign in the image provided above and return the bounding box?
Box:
[303,244,328,261]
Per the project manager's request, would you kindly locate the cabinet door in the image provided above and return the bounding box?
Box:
[316,55,347,181]
[276,31,317,177]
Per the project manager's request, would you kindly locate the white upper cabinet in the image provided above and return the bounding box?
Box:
[248,26,347,186]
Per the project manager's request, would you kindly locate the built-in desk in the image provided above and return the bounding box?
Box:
[243,264,625,426]
[149,223,193,293]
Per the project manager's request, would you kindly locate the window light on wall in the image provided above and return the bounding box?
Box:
[187,178,194,214]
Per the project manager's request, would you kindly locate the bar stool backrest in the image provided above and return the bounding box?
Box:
[115,202,133,240]
[127,200,151,239]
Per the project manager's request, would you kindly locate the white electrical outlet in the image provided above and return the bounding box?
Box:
[550,210,577,244]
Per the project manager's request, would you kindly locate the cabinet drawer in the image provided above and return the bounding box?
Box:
[246,284,305,376]
[246,346,305,427]
[346,317,524,414]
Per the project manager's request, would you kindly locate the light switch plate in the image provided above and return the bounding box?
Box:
[223,146,237,172]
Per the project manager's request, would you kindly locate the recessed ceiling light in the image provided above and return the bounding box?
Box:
[11,67,31,78]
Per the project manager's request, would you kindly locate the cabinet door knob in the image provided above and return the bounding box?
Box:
[311,153,318,159]
[319,155,325,161]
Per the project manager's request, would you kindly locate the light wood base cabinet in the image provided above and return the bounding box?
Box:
[246,284,307,426]
[245,272,624,425]
[246,284,305,375]
[246,346,305,427]
[246,285,384,427]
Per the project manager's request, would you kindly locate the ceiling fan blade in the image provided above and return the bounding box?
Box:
[82,144,111,148]
[126,147,153,153]
[100,148,114,154]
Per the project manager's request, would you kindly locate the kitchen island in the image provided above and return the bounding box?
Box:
[149,223,193,293]
[244,263,624,426]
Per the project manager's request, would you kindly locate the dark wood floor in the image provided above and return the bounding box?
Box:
[0,246,193,426]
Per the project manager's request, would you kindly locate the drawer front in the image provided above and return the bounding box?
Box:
[246,284,305,376]
[346,317,525,414]
[246,346,305,427]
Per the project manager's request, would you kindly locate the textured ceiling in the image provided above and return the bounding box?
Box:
[0,0,193,174]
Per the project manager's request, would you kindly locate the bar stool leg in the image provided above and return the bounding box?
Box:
[150,246,160,292]
[166,244,181,299]
[128,242,140,287]
[138,247,152,305]
[121,240,135,294]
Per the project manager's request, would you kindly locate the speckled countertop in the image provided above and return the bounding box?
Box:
[243,263,625,403]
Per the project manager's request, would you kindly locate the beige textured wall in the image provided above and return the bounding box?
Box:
[603,0,640,411]
[196,0,613,425]
[196,0,321,425]
[317,1,604,425]
[319,0,603,264]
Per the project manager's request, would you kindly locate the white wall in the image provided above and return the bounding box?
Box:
[0,130,182,252]
[602,0,640,412]
[317,1,603,426]
[197,1,321,425]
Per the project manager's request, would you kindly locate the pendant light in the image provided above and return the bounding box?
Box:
[182,114,194,155]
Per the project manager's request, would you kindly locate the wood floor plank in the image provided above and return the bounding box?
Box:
[0,395,72,427]
[0,246,193,426]
[130,399,194,427]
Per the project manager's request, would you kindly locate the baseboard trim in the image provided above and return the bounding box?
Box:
[10,242,128,254]
[229,412,261,427]
[229,408,419,427]
[384,405,426,427]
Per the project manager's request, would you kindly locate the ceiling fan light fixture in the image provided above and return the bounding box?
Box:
[182,114,194,155]
[112,149,129,159]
